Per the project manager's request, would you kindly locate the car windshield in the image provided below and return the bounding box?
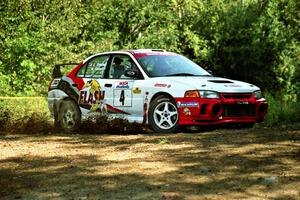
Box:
[136,54,211,77]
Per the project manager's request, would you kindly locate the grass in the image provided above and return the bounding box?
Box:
[263,93,300,127]
[0,97,52,133]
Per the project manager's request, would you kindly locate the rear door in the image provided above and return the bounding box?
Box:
[76,54,110,113]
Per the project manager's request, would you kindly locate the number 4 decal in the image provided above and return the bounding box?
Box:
[113,89,132,107]
[119,90,125,106]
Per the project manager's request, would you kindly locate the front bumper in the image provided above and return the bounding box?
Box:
[175,93,268,125]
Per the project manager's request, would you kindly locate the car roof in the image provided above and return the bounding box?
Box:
[127,49,177,58]
[127,49,166,53]
[83,49,177,63]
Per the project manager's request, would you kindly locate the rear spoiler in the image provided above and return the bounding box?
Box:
[52,63,78,78]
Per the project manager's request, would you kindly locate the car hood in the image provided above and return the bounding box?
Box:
[153,76,260,93]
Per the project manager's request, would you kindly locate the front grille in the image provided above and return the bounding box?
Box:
[222,93,252,100]
[222,104,255,117]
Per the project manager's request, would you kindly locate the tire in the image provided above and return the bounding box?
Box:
[58,99,81,132]
[148,96,179,133]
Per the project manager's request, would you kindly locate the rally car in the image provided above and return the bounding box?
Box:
[48,49,268,133]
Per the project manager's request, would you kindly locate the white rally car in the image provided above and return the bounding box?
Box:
[48,49,268,133]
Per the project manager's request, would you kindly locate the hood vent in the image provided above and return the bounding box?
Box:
[208,80,234,84]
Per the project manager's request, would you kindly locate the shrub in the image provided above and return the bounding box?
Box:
[0,97,52,133]
[263,93,300,126]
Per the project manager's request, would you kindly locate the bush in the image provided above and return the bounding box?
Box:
[0,109,12,131]
[0,97,52,133]
[263,93,300,127]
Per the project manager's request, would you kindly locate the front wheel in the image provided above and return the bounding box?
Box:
[57,99,81,132]
[148,96,179,133]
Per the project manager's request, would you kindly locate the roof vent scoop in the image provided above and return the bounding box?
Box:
[208,80,234,84]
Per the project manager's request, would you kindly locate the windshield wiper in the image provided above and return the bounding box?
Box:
[166,73,195,76]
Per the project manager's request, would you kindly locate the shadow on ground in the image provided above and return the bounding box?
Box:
[0,128,299,199]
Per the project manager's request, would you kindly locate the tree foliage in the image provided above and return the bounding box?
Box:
[0,0,299,100]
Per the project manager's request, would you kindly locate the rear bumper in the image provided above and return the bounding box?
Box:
[175,95,268,126]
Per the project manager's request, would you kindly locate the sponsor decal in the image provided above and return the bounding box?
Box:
[116,81,130,89]
[133,87,141,94]
[79,79,106,112]
[183,107,191,115]
[154,83,168,87]
[228,84,242,87]
[79,90,105,105]
[177,101,199,107]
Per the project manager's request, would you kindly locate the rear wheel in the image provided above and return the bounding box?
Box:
[148,96,179,133]
[58,99,81,132]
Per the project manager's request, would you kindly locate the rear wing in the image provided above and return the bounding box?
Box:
[52,63,78,78]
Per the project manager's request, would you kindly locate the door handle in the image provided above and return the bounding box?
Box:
[105,83,112,88]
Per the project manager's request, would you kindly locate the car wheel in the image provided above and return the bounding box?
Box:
[148,96,179,133]
[58,99,81,132]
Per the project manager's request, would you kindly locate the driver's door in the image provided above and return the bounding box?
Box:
[103,54,144,119]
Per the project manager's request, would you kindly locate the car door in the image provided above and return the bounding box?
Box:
[103,54,144,121]
[77,54,110,114]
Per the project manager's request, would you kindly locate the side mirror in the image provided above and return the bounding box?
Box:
[125,69,142,79]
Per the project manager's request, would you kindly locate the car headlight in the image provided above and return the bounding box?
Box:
[253,90,262,99]
[200,90,219,99]
[184,90,219,98]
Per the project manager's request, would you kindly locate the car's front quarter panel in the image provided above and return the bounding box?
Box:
[142,78,193,101]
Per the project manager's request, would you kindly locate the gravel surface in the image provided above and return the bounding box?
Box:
[0,128,300,200]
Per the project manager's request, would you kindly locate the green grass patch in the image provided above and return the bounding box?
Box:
[263,93,300,127]
[157,137,169,144]
[0,97,52,133]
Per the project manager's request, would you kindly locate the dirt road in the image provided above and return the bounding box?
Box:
[1,128,299,200]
